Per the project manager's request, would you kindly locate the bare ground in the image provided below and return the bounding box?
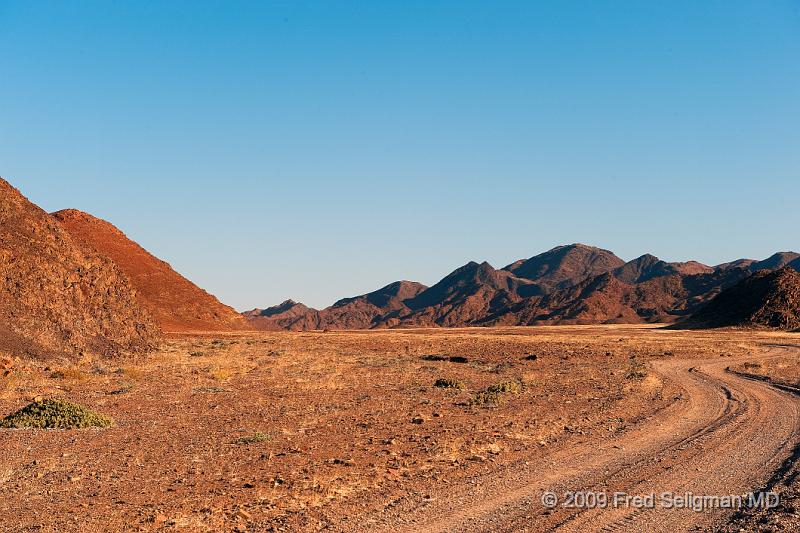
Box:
[0,326,798,532]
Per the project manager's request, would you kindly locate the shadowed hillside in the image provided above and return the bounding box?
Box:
[679,268,800,330]
[503,244,625,290]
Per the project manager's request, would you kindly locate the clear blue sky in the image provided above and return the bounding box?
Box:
[2,1,799,310]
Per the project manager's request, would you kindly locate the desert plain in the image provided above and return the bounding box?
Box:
[2,325,799,532]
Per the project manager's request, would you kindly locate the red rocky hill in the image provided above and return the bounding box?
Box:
[0,178,160,358]
[53,209,248,332]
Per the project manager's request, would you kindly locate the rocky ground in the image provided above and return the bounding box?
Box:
[0,326,795,532]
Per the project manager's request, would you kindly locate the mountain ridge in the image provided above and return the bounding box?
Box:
[248,247,799,331]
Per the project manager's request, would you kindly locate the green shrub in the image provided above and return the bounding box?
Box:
[0,399,113,429]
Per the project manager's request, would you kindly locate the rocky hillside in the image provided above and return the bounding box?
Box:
[0,178,161,358]
[488,267,750,326]
[503,244,625,290]
[320,280,428,329]
[612,254,712,284]
[749,252,800,272]
[389,262,534,327]
[53,209,248,332]
[680,268,800,330]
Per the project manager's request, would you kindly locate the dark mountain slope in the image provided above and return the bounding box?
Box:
[244,300,322,331]
[319,281,428,329]
[749,252,800,272]
[613,254,712,284]
[679,268,800,330]
[503,244,625,290]
[245,248,797,331]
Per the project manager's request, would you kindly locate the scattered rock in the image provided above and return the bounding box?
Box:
[0,357,12,377]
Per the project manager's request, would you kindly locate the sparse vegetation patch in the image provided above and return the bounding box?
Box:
[49,368,86,380]
[0,398,113,429]
[626,356,648,380]
[434,378,465,389]
[486,381,524,394]
[194,386,230,393]
[235,432,272,444]
[470,380,524,406]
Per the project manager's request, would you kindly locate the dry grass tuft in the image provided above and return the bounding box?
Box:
[49,367,87,381]
[434,378,465,390]
[209,366,235,381]
[117,367,145,381]
[235,432,272,444]
[625,356,648,380]
[470,380,524,406]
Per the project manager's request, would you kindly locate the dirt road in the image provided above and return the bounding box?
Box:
[363,344,800,532]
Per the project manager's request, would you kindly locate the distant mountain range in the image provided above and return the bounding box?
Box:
[246,244,800,330]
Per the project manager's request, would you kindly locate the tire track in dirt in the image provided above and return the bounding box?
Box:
[363,345,800,533]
